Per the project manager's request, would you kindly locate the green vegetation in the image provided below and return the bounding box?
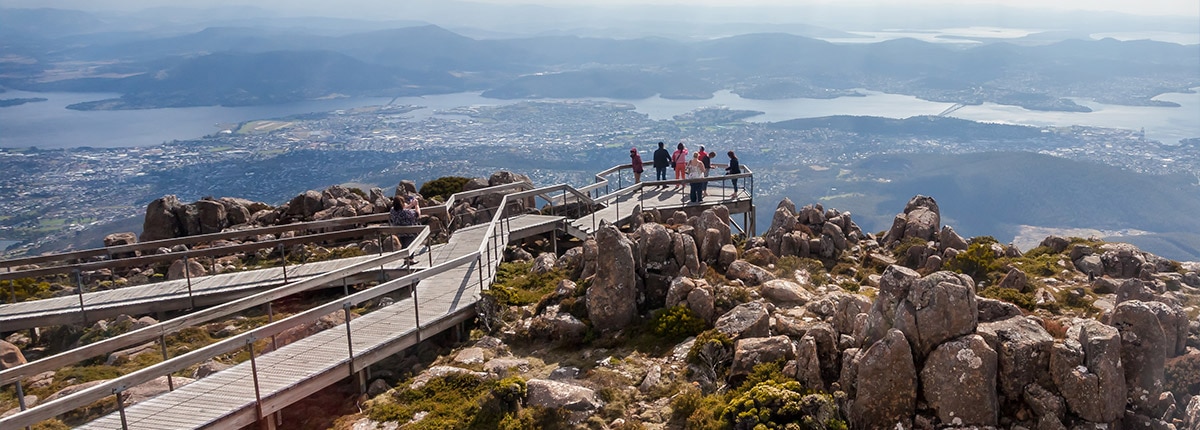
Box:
[368,373,528,429]
[978,286,1036,310]
[650,305,708,340]
[670,362,846,430]
[490,261,569,307]
[420,176,472,202]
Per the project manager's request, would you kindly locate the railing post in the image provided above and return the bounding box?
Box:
[343,302,355,378]
[114,387,129,430]
[74,269,87,323]
[15,380,28,430]
[267,302,278,352]
[411,278,421,343]
[159,333,174,391]
[477,255,485,295]
[247,337,267,429]
[427,235,433,267]
[278,244,288,283]
[183,254,195,309]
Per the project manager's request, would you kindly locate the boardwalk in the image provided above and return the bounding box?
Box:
[75,215,559,429]
[1,169,753,430]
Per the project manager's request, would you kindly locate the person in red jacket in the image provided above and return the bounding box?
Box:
[630,147,644,183]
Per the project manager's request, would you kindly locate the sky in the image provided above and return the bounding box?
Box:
[2,0,1197,17]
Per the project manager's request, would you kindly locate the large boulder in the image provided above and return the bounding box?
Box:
[1101,243,1147,279]
[141,195,183,241]
[1145,300,1188,358]
[730,335,796,377]
[286,190,324,220]
[725,260,775,286]
[195,199,227,234]
[759,279,813,307]
[167,258,208,280]
[851,329,916,430]
[867,266,977,358]
[976,316,1055,402]
[526,379,603,423]
[805,292,871,336]
[636,223,673,264]
[920,334,998,426]
[673,232,702,277]
[1109,300,1166,413]
[889,195,941,243]
[715,302,771,340]
[586,225,639,331]
[1049,319,1125,423]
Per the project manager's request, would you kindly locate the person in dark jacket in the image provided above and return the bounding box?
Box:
[725,150,742,193]
[652,141,670,186]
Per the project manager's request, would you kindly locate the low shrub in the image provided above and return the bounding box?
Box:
[978,286,1036,310]
[1165,354,1200,404]
[650,305,708,339]
[369,373,528,429]
[490,261,567,306]
[420,176,472,201]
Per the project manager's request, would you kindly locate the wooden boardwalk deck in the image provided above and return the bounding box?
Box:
[571,183,752,235]
[76,215,561,429]
[0,254,396,331]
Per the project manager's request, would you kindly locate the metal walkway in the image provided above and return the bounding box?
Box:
[74,215,561,429]
[1,164,754,430]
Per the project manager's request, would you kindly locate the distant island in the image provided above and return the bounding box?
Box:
[0,97,47,107]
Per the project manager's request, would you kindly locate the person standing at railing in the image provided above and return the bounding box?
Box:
[653,141,670,187]
[630,147,644,183]
[725,150,741,193]
[390,195,421,249]
[671,142,689,190]
[687,152,706,203]
[698,145,712,197]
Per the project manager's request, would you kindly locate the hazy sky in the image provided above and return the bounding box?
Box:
[2,0,1197,17]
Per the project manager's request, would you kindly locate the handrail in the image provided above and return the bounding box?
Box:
[0,225,420,283]
[0,165,741,428]
[0,226,429,387]
[0,181,576,429]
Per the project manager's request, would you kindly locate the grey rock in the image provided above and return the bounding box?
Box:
[1049,319,1125,423]
[141,195,183,241]
[730,335,796,377]
[760,279,814,307]
[999,267,1030,292]
[978,297,1024,323]
[725,259,776,286]
[715,301,771,340]
[976,316,1055,401]
[851,329,916,430]
[586,225,639,331]
[920,334,998,426]
[1110,300,1167,413]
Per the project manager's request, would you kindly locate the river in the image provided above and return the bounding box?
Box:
[1,88,1198,149]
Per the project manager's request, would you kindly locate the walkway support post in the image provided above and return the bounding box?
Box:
[247,337,268,430]
[343,302,355,378]
[74,269,87,323]
[114,388,129,430]
[159,333,174,391]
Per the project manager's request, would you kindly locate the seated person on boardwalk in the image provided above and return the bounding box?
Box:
[390,194,421,248]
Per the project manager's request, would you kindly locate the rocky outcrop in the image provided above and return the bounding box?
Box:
[526,379,603,423]
[715,302,771,340]
[976,316,1055,403]
[866,266,977,358]
[1049,319,1125,423]
[920,334,998,426]
[141,195,184,241]
[586,225,639,331]
[851,329,916,429]
[730,335,796,377]
[882,195,940,246]
[1109,300,1166,413]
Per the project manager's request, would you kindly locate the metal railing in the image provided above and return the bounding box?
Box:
[0,182,598,430]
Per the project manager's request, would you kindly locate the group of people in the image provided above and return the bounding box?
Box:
[629,141,741,203]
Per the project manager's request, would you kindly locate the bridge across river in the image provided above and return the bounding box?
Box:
[0,164,753,429]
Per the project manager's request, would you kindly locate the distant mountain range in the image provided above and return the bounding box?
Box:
[1,9,1196,110]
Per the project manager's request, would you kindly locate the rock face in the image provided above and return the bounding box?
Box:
[976,316,1055,402]
[526,379,603,423]
[725,260,775,286]
[851,329,916,430]
[1109,300,1166,413]
[920,334,998,426]
[715,302,771,340]
[730,335,796,377]
[141,195,183,241]
[586,225,639,331]
[1050,319,1125,423]
[866,266,977,358]
[882,195,941,246]
[1,340,26,370]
